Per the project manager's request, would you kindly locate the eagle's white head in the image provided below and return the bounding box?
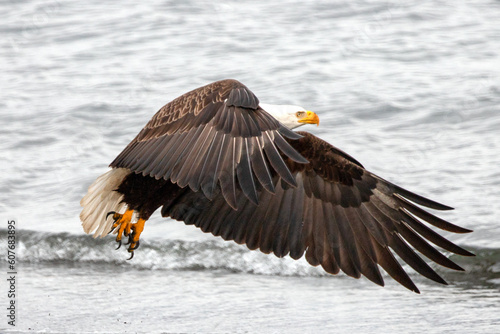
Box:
[260,103,320,129]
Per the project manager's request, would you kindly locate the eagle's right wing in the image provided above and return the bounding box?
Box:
[163,132,474,293]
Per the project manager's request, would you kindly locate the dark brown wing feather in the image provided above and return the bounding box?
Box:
[110,79,307,210]
[161,131,473,293]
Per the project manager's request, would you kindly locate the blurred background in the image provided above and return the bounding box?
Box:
[1,0,499,333]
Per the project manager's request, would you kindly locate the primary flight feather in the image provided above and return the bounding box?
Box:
[80,79,473,293]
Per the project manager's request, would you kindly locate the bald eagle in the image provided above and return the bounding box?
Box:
[81,79,473,293]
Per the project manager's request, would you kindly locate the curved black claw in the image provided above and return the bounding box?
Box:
[130,240,140,251]
[125,233,133,245]
[115,240,122,250]
[127,252,135,260]
[106,211,116,220]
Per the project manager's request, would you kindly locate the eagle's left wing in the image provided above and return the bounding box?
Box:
[110,79,306,210]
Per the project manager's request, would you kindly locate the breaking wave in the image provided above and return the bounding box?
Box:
[1,229,498,286]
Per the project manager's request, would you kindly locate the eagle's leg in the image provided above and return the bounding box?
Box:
[125,218,146,259]
[107,209,135,249]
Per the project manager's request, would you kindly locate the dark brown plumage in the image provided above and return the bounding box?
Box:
[110,79,306,211]
[81,79,474,293]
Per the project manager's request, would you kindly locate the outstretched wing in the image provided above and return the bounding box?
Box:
[162,131,473,293]
[110,79,307,210]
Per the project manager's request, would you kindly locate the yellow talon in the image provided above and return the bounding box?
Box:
[110,209,134,242]
[128,218,146,252]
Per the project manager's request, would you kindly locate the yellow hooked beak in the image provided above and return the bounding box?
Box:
[298,111,320,126]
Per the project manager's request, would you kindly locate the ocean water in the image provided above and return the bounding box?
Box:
[1,0,500,333]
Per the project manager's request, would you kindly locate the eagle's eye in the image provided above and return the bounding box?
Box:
[296,111,306,118]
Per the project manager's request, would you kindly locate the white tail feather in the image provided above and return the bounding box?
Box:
[80,168,131,238]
